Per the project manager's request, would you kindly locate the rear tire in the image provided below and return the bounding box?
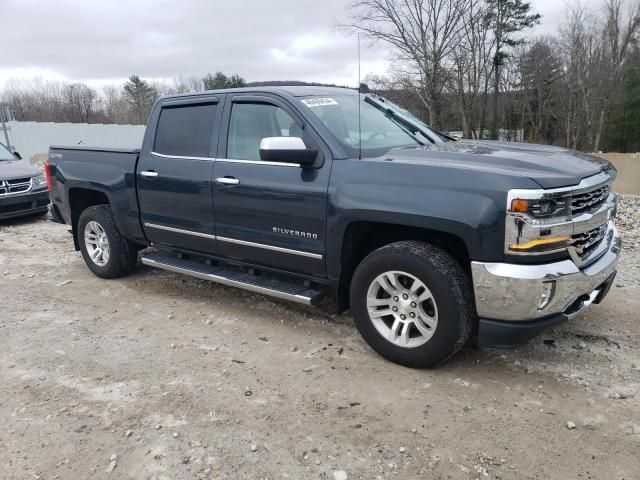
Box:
[78,205,138,278]
[350,241,474,368]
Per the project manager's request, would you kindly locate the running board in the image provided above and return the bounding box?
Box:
[141,253,324,306]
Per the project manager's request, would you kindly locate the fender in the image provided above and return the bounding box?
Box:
[325,157,541,282]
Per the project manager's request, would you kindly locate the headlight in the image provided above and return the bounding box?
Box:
[510,197,571,219]
[506,190,573,255]
[32,173,46,186]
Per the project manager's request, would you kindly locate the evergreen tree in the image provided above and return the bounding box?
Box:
[487,0,541,139]
[202,72,246,90]
[123,75,157,124]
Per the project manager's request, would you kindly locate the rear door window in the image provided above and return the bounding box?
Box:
[154,103,217,157]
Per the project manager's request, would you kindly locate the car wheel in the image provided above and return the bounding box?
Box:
[350,240,474,367]
[78,205,138,278]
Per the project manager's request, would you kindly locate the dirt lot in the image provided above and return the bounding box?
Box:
[1,199,639,480]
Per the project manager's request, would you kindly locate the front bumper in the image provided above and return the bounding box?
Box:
[0,188,50,220]
[471,222,621,348]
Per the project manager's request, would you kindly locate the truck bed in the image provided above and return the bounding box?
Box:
[47,145,145,245]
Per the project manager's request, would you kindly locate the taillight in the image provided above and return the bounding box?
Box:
[44,161,54,191]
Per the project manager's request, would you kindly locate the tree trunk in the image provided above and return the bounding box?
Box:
[460,104,471,138]
[593,108,606,152]
[491,59,500,140]
[429,89,440,130]
[478,76,490,140]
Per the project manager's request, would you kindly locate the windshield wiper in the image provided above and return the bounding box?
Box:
[364,96,431,145]
[366,95,458,143]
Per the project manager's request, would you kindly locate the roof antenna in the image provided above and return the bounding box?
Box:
[357,32,362,160]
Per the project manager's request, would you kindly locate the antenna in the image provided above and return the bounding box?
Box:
[357,33,362,160]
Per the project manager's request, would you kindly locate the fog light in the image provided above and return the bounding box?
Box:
[538,281,556,310]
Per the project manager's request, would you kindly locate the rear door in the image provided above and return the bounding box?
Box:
[212,93,330,277]
[138,97,222,254]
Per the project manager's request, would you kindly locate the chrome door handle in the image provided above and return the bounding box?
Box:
[215,177,240,185]
[140,170,159,177]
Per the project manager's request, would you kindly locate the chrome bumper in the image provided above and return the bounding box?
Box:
[471,222,621,321]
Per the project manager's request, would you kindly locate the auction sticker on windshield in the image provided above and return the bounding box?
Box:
[301,97,339,108]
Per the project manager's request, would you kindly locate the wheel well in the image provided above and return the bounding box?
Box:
[68,188,110,250]
[336,222,470,313]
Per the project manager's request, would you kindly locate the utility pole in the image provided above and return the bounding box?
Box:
[0,104,14,150]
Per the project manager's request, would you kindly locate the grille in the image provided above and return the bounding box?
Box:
[571,184,610,215]
[0,178,32,196]
[570,224,607,259]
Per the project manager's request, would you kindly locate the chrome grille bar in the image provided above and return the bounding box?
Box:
[0,178,33,196]
[571,184,610,215]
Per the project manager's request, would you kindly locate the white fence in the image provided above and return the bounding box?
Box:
[3,121,146,163]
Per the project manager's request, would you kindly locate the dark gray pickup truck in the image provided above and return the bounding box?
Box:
[0,142,49,220]
[46,86,621,367]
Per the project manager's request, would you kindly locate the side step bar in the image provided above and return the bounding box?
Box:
[141,253,324,306]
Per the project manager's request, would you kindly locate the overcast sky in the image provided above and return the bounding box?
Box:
[0,0,603,90]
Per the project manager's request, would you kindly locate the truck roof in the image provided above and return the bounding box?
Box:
[160,85,359,101]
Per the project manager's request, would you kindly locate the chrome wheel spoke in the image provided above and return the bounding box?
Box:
[388,318,402,341]
[368,298,392,307]
[414,316,435,336]
[398,322,411,346]
[416,289,433,303]
[369,308,393,319]
[419,312,437,329]
[377,272,399,295]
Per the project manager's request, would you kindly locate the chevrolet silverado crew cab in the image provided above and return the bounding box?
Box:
[46,86,620,367]
[0,142,49,220]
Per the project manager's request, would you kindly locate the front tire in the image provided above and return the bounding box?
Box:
[78,205,138,278]
[350,241,474,368]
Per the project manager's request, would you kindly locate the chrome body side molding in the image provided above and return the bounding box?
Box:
[143,223,322,259]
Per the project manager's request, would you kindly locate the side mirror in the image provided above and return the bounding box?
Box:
[259,137,317,166]
[13,151,22,160]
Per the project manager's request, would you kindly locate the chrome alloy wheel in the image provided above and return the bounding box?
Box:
[366,270,438,348]
[84,220,110,267]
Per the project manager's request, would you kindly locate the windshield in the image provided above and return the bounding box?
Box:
[300,94,425,157]
[0,143,16,162]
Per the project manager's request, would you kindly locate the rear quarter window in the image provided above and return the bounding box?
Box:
[154,103,217,157]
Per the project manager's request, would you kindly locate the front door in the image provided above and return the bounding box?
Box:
[212,94,330,277]
[138,97,221,254]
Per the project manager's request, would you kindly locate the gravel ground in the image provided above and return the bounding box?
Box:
[0,196,639,480]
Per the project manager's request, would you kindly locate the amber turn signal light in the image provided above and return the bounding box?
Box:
[510,199,529,213]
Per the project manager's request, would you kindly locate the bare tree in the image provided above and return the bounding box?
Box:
[515,38,564,143]
[100,85,133,124]
[452,0,495,138]
[342,0,471,129]
[593,0,640,150]
[63,83,96,123]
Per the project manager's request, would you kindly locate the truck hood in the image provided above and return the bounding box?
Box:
[376,140,612,189]
[0,160,41,180]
